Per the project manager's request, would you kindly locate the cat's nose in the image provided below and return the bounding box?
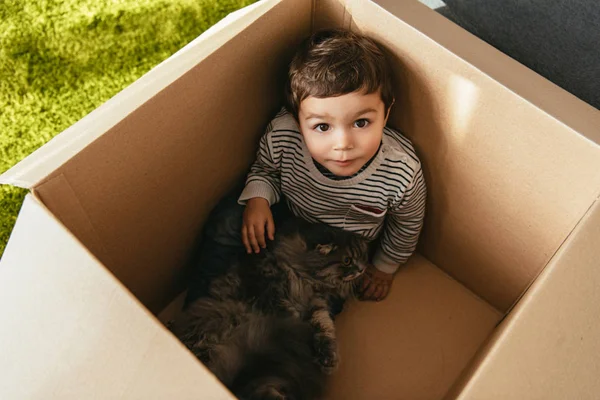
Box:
[343,262,368,281]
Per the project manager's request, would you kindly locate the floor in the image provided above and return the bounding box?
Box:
[419,0,446,9]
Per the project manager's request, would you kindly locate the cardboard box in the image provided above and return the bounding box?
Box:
[1,0,599,398]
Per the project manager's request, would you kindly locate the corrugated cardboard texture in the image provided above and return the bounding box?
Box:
[352,0,600,311]
[0,195,233,400]
[327,254,500,399]
[32,0,311,314]
[451,199,600,400]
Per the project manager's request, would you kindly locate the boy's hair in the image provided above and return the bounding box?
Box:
[285,28,395,120]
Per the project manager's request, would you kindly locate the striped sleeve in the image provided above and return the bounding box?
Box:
[238,131,282,206]
[372,165,427,273]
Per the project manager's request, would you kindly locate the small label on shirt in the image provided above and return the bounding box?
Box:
[354,205,385,215]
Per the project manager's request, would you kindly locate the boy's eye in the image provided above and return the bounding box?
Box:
[314,123,330,132]
[354,119,370,128]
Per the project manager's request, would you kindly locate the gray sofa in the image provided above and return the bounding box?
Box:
[422,0,600,110]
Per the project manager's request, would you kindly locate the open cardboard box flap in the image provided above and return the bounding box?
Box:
[447,198,600,399]
[0,194,234,399]
[1,0,600,399]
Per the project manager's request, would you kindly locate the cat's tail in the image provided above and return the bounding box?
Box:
[214,315,326,400]
[173,300,326,399]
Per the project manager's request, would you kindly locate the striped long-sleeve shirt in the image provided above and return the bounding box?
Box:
[239,109,426,273]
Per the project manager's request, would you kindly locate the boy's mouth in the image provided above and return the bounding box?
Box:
[332,159,354,167]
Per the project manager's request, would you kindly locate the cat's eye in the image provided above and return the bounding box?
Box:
[342,256,352,266]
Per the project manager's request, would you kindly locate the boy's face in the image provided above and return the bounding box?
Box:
[298,90,389,177]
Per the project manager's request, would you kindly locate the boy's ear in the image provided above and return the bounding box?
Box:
[384,98,396,123]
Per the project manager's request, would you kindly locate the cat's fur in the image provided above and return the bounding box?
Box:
[172,217,369,400]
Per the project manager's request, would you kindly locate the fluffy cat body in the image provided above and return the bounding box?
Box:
[173,217,369,400]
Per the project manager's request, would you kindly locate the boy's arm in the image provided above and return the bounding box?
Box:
[372,166,427,274]
[238,132,281,205]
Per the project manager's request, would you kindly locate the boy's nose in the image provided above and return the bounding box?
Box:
[333,130,354,151]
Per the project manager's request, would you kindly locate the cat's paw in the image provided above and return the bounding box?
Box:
[313,334,339,374]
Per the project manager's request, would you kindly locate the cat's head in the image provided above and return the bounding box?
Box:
[312,238,369,283]
[277,219,369,289]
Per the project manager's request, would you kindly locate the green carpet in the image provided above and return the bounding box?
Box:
[0,0,256,258]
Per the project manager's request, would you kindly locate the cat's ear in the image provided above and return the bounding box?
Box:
[304,223,337,250]
[316,244,337,255]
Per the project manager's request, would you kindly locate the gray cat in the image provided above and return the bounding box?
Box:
[172,217,369,400]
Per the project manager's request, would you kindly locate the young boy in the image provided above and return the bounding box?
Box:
[238,28,426,301]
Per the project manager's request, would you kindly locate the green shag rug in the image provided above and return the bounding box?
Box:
[0,0,256,259]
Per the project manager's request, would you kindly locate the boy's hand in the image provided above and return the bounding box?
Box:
[242,197,275,254]
[358,265,394,301]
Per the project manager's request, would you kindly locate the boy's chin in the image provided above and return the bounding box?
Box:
[333,170,359,177]
[326,163,363,177]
